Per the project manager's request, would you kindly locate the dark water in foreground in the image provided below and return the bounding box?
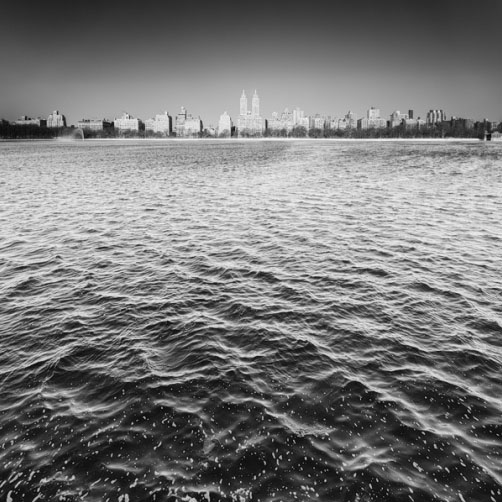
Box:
[1,139,502,501]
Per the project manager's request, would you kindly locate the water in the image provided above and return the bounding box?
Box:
[1,139,501,501]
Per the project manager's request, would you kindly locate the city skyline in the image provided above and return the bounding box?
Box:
[8,96,497,141]
[1,0,501,123]
[0,89,502,131]
[1,95,492,131]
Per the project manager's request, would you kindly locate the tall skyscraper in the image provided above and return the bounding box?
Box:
[240,91,248,116]
[252,90,260,117]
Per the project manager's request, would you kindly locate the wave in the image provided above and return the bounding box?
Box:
[1,140,501,500]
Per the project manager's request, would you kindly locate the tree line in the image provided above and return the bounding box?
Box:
[0,123,74,139]
[264,122,499,139]
[1,120,500,140]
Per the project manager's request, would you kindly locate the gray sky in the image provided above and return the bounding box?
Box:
[1,0,501,125]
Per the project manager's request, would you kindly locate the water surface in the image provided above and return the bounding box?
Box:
[1,140,501,501]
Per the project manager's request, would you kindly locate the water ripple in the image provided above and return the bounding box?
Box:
[1,140,502,501]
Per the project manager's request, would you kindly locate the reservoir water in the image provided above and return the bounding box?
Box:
[1,139,501,501]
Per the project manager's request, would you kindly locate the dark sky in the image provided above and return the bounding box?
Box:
[1,0,501,125]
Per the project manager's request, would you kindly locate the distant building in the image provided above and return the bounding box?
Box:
[237,90,265,136]
[293,107,309,130]
[389,110,409,128]
[485,119,499,132]
[77,119,112,131]
[403,117,426,129]
[184,117,203,137]
[114,112,141,132]
[268,106,309,134]
[47,110,66,128]
[426,109,447,126]
[473,118,498,134]
[344,110,357,128]
[450,117,475,130]
[268,108,294,132]
[145,111,172,135]
[368,107,381,120]
[175,106,202,137]
[14,115,46,127]
[329,117,339,129]
[334,110,357,130]
[268,111,279,128]
[292,107,305,125]
[309,114,327,130]
[144,118,155,133]
[280,108,294,129]
[358,107,387,130]
[218,111,233,137]
[175,106,187,133]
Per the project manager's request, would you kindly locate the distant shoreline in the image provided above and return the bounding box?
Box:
[0,137,489,144]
